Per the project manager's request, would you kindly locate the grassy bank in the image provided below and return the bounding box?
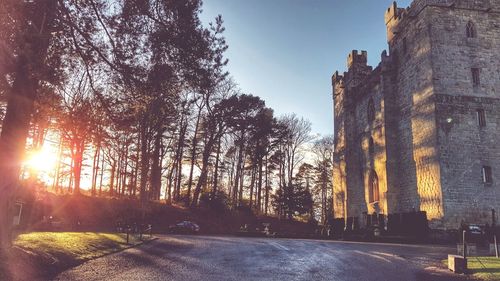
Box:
[15,232,146,262]
[467,256,500,281]
[443,256,500,280]
[1,232,151,280]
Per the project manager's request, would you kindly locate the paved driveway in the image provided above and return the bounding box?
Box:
[55,235,473,281]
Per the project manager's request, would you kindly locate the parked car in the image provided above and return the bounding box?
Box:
[168,221,200,234]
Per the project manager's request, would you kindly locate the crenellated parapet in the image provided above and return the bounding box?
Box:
[332,50,370,89]
[385,2,409,43]
[347,50,368,69]
[344,50,373,89]
[332,71,344,87]
[385,0,498,43]
[407,0,495,13]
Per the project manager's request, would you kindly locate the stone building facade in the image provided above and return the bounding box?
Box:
[332,0,500,229]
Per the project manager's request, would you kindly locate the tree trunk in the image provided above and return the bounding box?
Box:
[109,158,116,196]
[186,110,202,204]
[52,136,63,193]
[139,120,149,204]
[228,154,235,201]
[73,139,85,195]
[115,149,122,196]
[91,142,101,196]
[0,62,37,249]
[99,153,105,196]
[249,165,256,209]
[166,160,175,202]
[238,152,246,206]
[233,139,245,206]
[191,133,216,207]
[133,134,140,197]
[150,128,162,201]
[257,158,263,213]
[0,1,56,249]
[211,136,222,199]
[173,121,187,202]
[68,151,74,193]
[121,144,129,196]
[265,154,269,215]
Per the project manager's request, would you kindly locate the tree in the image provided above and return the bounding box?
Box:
[0,0,228,248]
[222,94,267,207]
[0,0,100,249]
[113,0,228,205]
[246,108,274,212]
[57,73,100,195]
[312,136,334,225]
[268,113,313,216]
[272,182,313,220]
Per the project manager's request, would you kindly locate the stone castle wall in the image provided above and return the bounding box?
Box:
[332,0,500,229]
[435,95,500,228]
[387,3,445,224]
[427,3,500,228]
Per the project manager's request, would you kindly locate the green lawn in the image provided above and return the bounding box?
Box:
[0,232,152,280]
[14,232,148,264]
[467,257,500,281]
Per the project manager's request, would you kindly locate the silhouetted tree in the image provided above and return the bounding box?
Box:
[312,136,334,224]
[272,182,313,220]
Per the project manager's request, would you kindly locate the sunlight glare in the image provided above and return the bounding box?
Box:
[26,148,57,173]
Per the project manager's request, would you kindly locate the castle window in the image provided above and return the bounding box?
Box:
[369,137,375,155]
[471,68,480,86]
[466,21,477,38]
[403,38,408,53]
[369,170,379,203]
[482,166,492,184]
[477,109,486,127]
[367,98,375,124]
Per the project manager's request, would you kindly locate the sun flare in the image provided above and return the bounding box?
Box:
[26,148,58,173]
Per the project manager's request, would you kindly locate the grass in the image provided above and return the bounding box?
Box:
[13,232,148,263]
[467,256,500,281]
[443,256,500,280]
[1,232,152,280]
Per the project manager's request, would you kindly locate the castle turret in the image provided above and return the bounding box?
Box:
[344,50,372,89]
[347,50,368,69]
[385,2,406,43]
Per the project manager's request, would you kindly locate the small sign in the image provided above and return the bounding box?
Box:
[12,201,24,226]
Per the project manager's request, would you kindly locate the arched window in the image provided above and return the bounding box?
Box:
[369,170,379,203]
[367,98,375,124]
[466,21,476,38]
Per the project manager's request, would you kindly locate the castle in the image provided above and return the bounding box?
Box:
[332,0,500,230]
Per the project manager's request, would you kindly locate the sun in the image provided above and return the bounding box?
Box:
[25,147,58,174]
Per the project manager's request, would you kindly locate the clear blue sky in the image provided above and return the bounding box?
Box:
[200,0,413,136]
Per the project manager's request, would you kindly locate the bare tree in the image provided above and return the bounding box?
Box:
[277,114,313,187]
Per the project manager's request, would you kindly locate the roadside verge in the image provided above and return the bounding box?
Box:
[1,232,155,280]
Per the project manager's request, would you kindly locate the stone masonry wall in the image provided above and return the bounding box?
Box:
[387,4,445,220]
[332,73,346,219]
[356,82,388,216]
[428,3,500,228]
[332,0,500,229]
[435,95,500,229]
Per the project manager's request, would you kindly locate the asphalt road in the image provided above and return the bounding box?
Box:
[54,235,473,281]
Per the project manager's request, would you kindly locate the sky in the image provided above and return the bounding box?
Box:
[200,0,413,136]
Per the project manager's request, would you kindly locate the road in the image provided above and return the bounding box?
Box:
[55,235,472,281]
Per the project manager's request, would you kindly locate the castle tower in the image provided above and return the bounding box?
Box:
[332,0,500,230]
